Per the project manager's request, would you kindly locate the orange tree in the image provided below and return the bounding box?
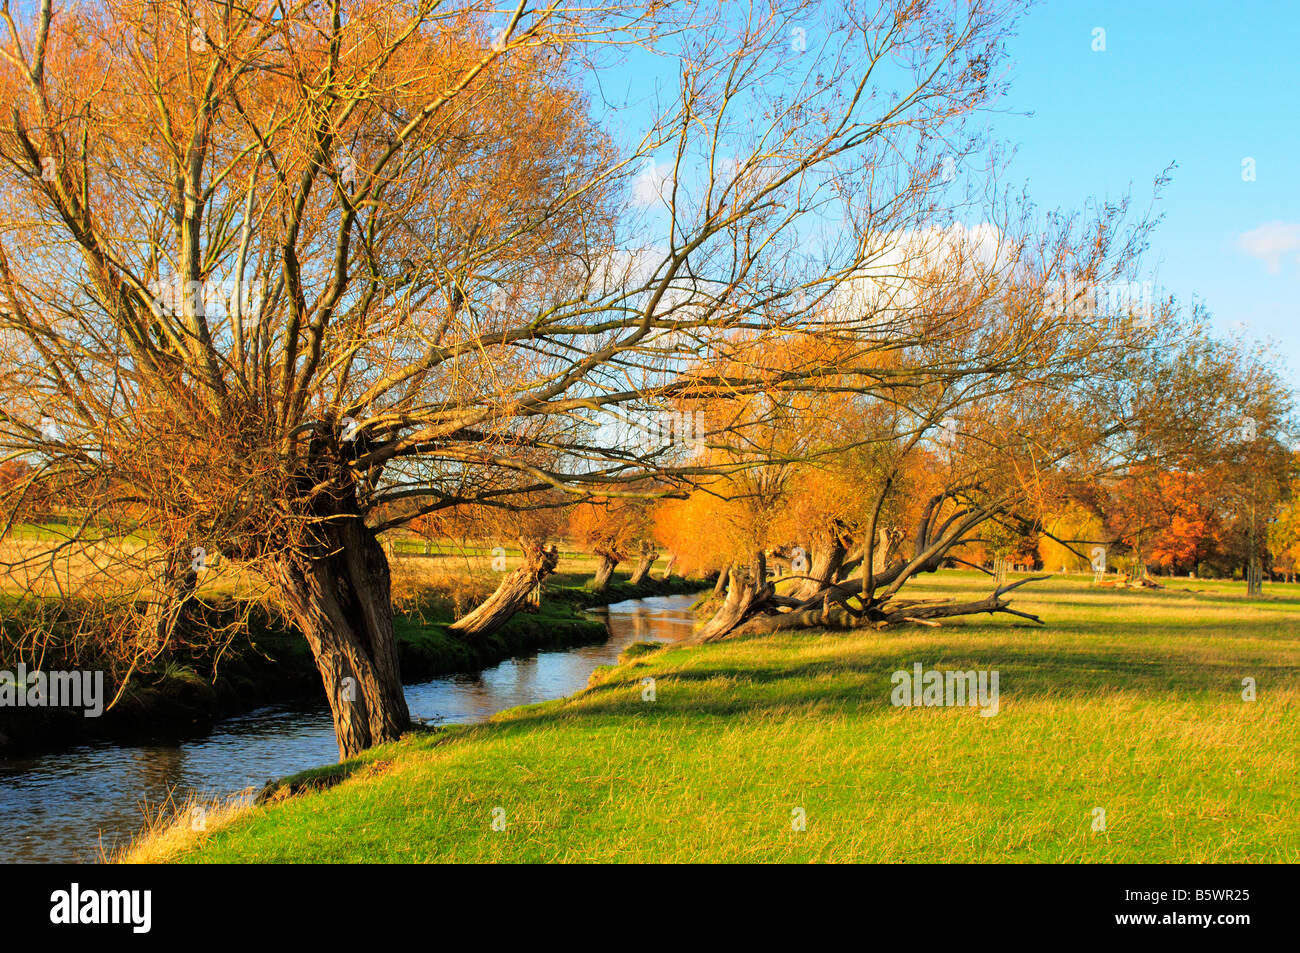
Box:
[567,495,654,590]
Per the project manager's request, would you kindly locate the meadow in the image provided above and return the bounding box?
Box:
[136,571,1299,863]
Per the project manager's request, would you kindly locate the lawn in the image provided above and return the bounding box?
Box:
[164,571,1299,863]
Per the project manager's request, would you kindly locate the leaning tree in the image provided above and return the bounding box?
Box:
[677,247,1294,641]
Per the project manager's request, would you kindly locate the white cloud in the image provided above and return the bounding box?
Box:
[1236,221,1300,275]
[631,158,671,208]
[829,222,1011,321]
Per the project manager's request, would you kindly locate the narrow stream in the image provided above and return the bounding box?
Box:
[0,593,699,864]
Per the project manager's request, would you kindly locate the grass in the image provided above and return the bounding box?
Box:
[108,788,256,864]
[149,570,1299,863]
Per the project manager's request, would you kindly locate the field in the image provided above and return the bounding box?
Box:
[0,529,645,601]
[148,571,1300,863]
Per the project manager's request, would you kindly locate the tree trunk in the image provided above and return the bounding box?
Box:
[731,596,855,637]
[711,563,730,598]
[589,551,618,591]
[692,551,768,643]
[273,515,410,761]
[628,542,656,584]
[792,534,847,600]
[658,553,676,580]
[149,544,199,646]
[870,526,903,578]
[693,567,759,642]
[691,509,1016,643]
[874,575,1047,625]
[450,540,560,638]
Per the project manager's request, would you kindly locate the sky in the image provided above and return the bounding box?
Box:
[585,0,1299,391]
[988,0,1300,383]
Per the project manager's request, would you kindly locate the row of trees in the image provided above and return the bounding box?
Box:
[568,452,1300,588]
[1,0,1293,758]
[1043,457,1298,580]
[549,332,1292,623]
[397,317,1295,640]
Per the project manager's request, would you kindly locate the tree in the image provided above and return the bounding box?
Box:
[1037,500,1105,574]
[0,0,628,755]
[568,496,650,591]
[3,0,1054,756]
[1096,336,1295,582]
[1107,468,1222,577]
[1267,464,1300,581]
[679,224,1195,640]
[651,484,732,581]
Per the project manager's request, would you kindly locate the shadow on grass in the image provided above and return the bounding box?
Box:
[468,631,1300,727]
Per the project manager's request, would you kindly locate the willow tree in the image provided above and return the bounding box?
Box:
[567,495,655,591]
[1,0,1101,756]
[682,291,1294,641]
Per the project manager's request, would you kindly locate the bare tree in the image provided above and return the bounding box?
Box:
[1,0,1127,756]
[684,291,1294,640]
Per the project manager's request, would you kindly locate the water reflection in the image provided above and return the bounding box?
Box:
[0,593,699,863]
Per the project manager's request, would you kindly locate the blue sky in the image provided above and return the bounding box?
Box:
[991,0,1300,382]
[581,0,1298,385]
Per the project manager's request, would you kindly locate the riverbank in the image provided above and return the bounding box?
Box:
[0,569,705,755]
[154,572,1300,863]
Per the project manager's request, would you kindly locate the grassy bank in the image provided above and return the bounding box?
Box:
[1,551,702,752]
[161,571,1299,863]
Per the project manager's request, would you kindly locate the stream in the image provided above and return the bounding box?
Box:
[0,593,699,864]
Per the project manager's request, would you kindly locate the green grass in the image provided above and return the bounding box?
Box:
[4,517,150,542]
[175,571,1300,862]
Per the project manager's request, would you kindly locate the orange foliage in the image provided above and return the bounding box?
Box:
[567,497,650,561]
[1110,468,1224,573]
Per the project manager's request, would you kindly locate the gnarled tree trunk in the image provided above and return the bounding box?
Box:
[589,551,618,591]
[791,533,847,600]
[711,564,730,598]
[628,541,656,585]
[693,498,1047,642]
[658,553,676,580]
[450,540,560,638]
[273,512,410,761]
[692,551,769,643]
